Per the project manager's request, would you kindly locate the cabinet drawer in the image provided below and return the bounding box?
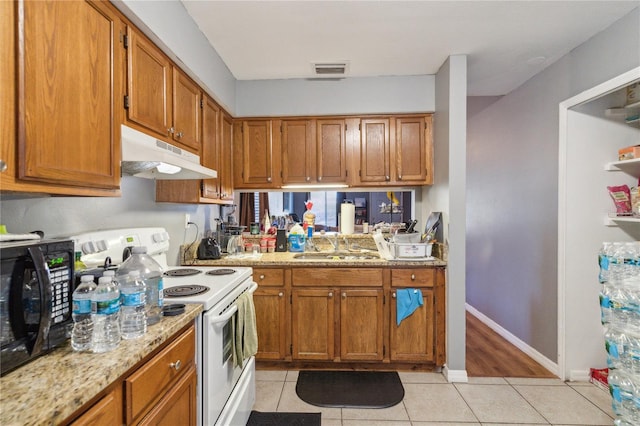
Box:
[391,269,435,287]
[254,268,285,286]
[292,268,383,287]
[125,325,195,424]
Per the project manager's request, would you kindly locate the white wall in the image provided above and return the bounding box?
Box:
[236,75,435,117]
[466,7,640,366]
[430,55,468,380]
[0,178,218,265]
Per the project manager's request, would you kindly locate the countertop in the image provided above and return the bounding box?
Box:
[0,303,202,426]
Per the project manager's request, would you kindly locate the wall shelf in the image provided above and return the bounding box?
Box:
[604,158,640,176]
[604,215,640,226]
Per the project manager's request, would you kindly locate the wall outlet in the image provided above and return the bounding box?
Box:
[184,213,190,229]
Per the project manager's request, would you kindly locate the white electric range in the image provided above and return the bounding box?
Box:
[70,227,256,426]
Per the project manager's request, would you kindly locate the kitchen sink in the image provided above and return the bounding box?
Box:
[292,251,380,261]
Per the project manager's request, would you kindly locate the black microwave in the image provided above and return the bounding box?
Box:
[0,238,74,376]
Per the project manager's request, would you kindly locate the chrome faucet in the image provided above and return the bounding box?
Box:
[321,233,340,251]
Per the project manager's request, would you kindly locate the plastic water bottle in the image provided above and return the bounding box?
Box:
[600,282,614,325]
[119,271,147,339]
[600,242,613,283]
[605,326,630,370]
[116,247,164,326]
[71,275,96,351]
[91,276,120,353]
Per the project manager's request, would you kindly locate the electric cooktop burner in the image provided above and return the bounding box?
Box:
[164,268,202,277]
[164,285,210,297]
[206,268,236,276]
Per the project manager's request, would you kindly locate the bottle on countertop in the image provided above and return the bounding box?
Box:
[116,247,164,326]
[263,210,271,233]
[119,270,147,339]
[71,275,96,351]
[91,275,120,353]
[303,200,316,239]
[74,251,86,272]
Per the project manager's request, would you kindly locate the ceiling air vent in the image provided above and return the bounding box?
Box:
[311,62,349,79]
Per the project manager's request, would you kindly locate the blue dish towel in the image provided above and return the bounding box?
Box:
[396,288,423,325]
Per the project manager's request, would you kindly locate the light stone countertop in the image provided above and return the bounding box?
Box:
[0,303,202,426]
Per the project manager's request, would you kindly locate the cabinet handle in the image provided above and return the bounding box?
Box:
[278,292,283,297]
[398,174,403,180]
[267,177,272,182]
[342,292,346,299]
[0,160,6,172]
[306,176,311,182]
[176,131,184,138]
[169,360,182,371]
[328,292,333,298]
[385,175,390,181]
[392,292,396,298]
[411,274,416,281]
[259,274,265,280]
[318,176,322,181]
[168,127,175,134]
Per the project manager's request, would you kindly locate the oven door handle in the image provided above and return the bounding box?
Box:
[210,305,238,326]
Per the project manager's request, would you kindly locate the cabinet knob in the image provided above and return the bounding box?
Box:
[398,174,403,180]
[328,292,333,298]
[306,176,311,182]
[392,292,396,298]
[278,292,284,297]
[0,160,6,173]
[318,176,322,181]
[342,292,346,299]
[168,127,175,134]
[176,131,184,138]
[385,175,390,181]
[169,360,182,371]
[411,274,416,281]
[267,177,272,182]
[259,274,265,280]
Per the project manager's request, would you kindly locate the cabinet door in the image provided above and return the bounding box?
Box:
[219,112,234,201]
[359,118,390,183]
[281,119,314,184]
[395,116,428,183]
[17,0,122,189]
[201,96,220,200]
[71,386,122,426]
[126,28,172,139]
[254,287,288,360]
[390,288,434,362]
[340,288,384,361]
[316,119,347,183]
[138,365,197,426]
[240,120,277,186]
[292,288,335,360]
[172,69,201,154]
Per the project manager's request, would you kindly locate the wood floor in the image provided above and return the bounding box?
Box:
[466,311,557,378]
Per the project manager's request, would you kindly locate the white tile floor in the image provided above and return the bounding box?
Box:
[253,370,615,425]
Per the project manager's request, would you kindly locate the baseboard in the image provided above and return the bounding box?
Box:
[443,365,468,383]
[465,303,559,376]
[569,369,591,382]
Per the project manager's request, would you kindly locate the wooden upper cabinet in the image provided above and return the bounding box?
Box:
[358,118,391,184]
[219,112,234,201]
[236,120,280,188]
[316,119,347,184]
[172,69,201,153]
[281,120,314,184]
[126,27,172,139]
[395,116,432,184]
[200,95,220,200]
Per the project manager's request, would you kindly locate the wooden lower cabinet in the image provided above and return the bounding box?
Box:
[66,323,196,426]
[292,288,335,360]
[254,268,289,361]
[390,288,435,362]
[340,288,384,361]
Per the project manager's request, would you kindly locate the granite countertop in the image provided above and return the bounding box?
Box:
[182,234,447,267]
[0,303,202,426]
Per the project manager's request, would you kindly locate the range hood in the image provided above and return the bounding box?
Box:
[121,125,217,180]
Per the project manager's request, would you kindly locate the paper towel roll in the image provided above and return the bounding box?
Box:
[340,202,355,235]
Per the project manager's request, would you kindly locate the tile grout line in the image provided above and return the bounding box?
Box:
[565,382,615,421]
[451,381,482,424]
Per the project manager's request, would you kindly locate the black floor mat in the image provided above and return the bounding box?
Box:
[246,411,321,426]
[295,370,405,408]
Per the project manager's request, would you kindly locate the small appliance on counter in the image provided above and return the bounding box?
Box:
[0,238,75,376]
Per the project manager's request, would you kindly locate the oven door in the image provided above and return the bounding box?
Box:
[202,281,257,426]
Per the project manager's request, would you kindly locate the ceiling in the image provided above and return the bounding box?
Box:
[180,1,639,96]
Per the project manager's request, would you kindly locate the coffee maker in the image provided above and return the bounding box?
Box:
[217,205,245,253]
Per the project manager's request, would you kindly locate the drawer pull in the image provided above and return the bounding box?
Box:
[411,274,416,281]
[169,360,182,371]
[328,292,333,298]
[278,292,284,297]
[259,274,265,280]
[342,292,346,299]
[392,292,396,298]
